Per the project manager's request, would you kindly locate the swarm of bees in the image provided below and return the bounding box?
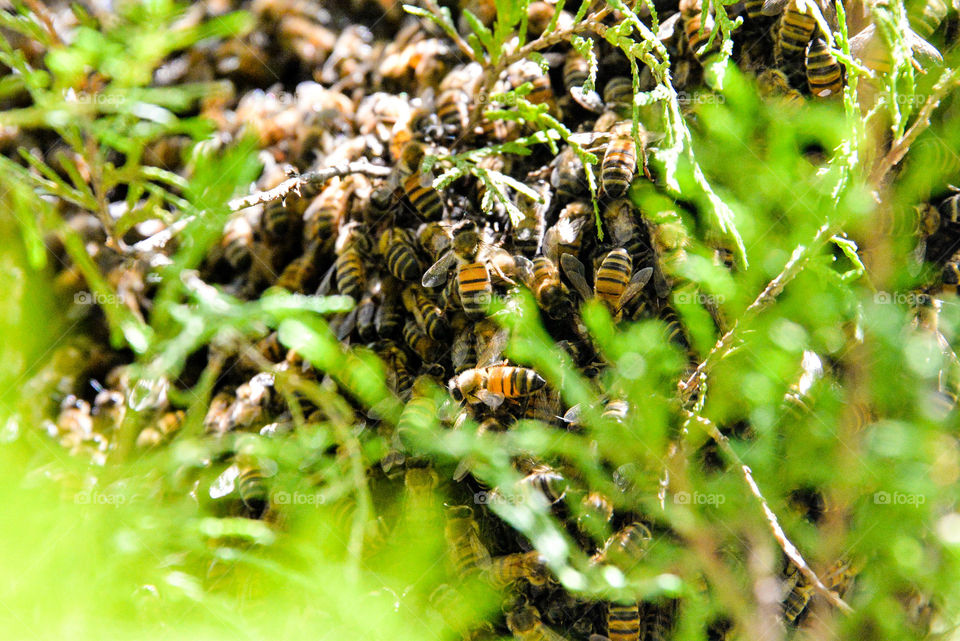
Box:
[31,0,960,638]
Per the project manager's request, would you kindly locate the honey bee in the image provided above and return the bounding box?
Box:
[604,603,640,641]
[597,522,652,568]
[400,463,439,508]
[318,221,371,301]
[418,221,453,263]
[488,551,550,588]
[275,243,323,293]
[507,603,571,641]
[577,491,614,536]
[398,377,442,435]
[507,59,559,116]
[680,0,718,61]
[544,201,594,263]
[602,76,633,115]
[562,249,653,320]
[357,92,412,142]
[398,143,445,221]
[228,372,276,432]
[515,255,572,319]
[135,410,184,448]
[403,285,450,340]
[220,214,254,272]
[564,49,604,113]
[571,119,654,198]
[513,181,551,256]
[941,248,960,295]
[603,198,671,299]
[805,37,843,98]
[422,222,515,318]
[403,320,441,362]
[303,176,354,253]
[449,365,547,409]
[373,340,414,397]
[450,314,477,375]
[756,69,805,107]
[379,227,421,282]
[551,146,588,201]
[236,461,270,517]
[204,391,235,435]
[375,278,405,338]
[318,24,374,85]
[445,505,491,576]
[518,461,569,504]
[763,0,818,61]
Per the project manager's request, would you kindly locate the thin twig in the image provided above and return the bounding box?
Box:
[24,0,62,45]
[227,161,391,212]
[679,223,834,401]
[421,0,477,63]
[869,66,960,187]
[466,7,612,134]
[683,411,855,615]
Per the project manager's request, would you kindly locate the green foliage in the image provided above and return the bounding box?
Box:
[4,1,960,640]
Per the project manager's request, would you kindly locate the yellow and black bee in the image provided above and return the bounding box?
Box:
[805,37,842,98]
[680,0,718,61]
[551,146,588,201]
[221,215,254,271]
[379,227,421,282]
[318,221,371,301]
[422,222,513,318]
[488,551,550,588]
[403,285,450,341]
[515,254,572,320]
[507,603,571,641]
[602,76,634,116]
[563,49,604,112]
[444,505,491,576]
[562,248,653,320]
[518,461,568,504]
[543,201,594,263]
[449,365,547,409]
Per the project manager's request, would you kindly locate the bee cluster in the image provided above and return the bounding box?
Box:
[32,0,960,639]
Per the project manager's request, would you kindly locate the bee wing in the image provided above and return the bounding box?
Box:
[561,403,583,425]
[561,253,593,300]
[568,130,610,150]
[513,255,536,288]
[452,456,474,482]
[761,0,789,16]
[618,267,653,312]
[652,264,672,299]
[478,389,505,409]
[335,307,359,341]
[316,263,336,296]
[477,328,510,367]
[657,11,682,41]
[570,86,605,113]
[357,297,377,328]
[422,250,457,287]
[909,31,943,66]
